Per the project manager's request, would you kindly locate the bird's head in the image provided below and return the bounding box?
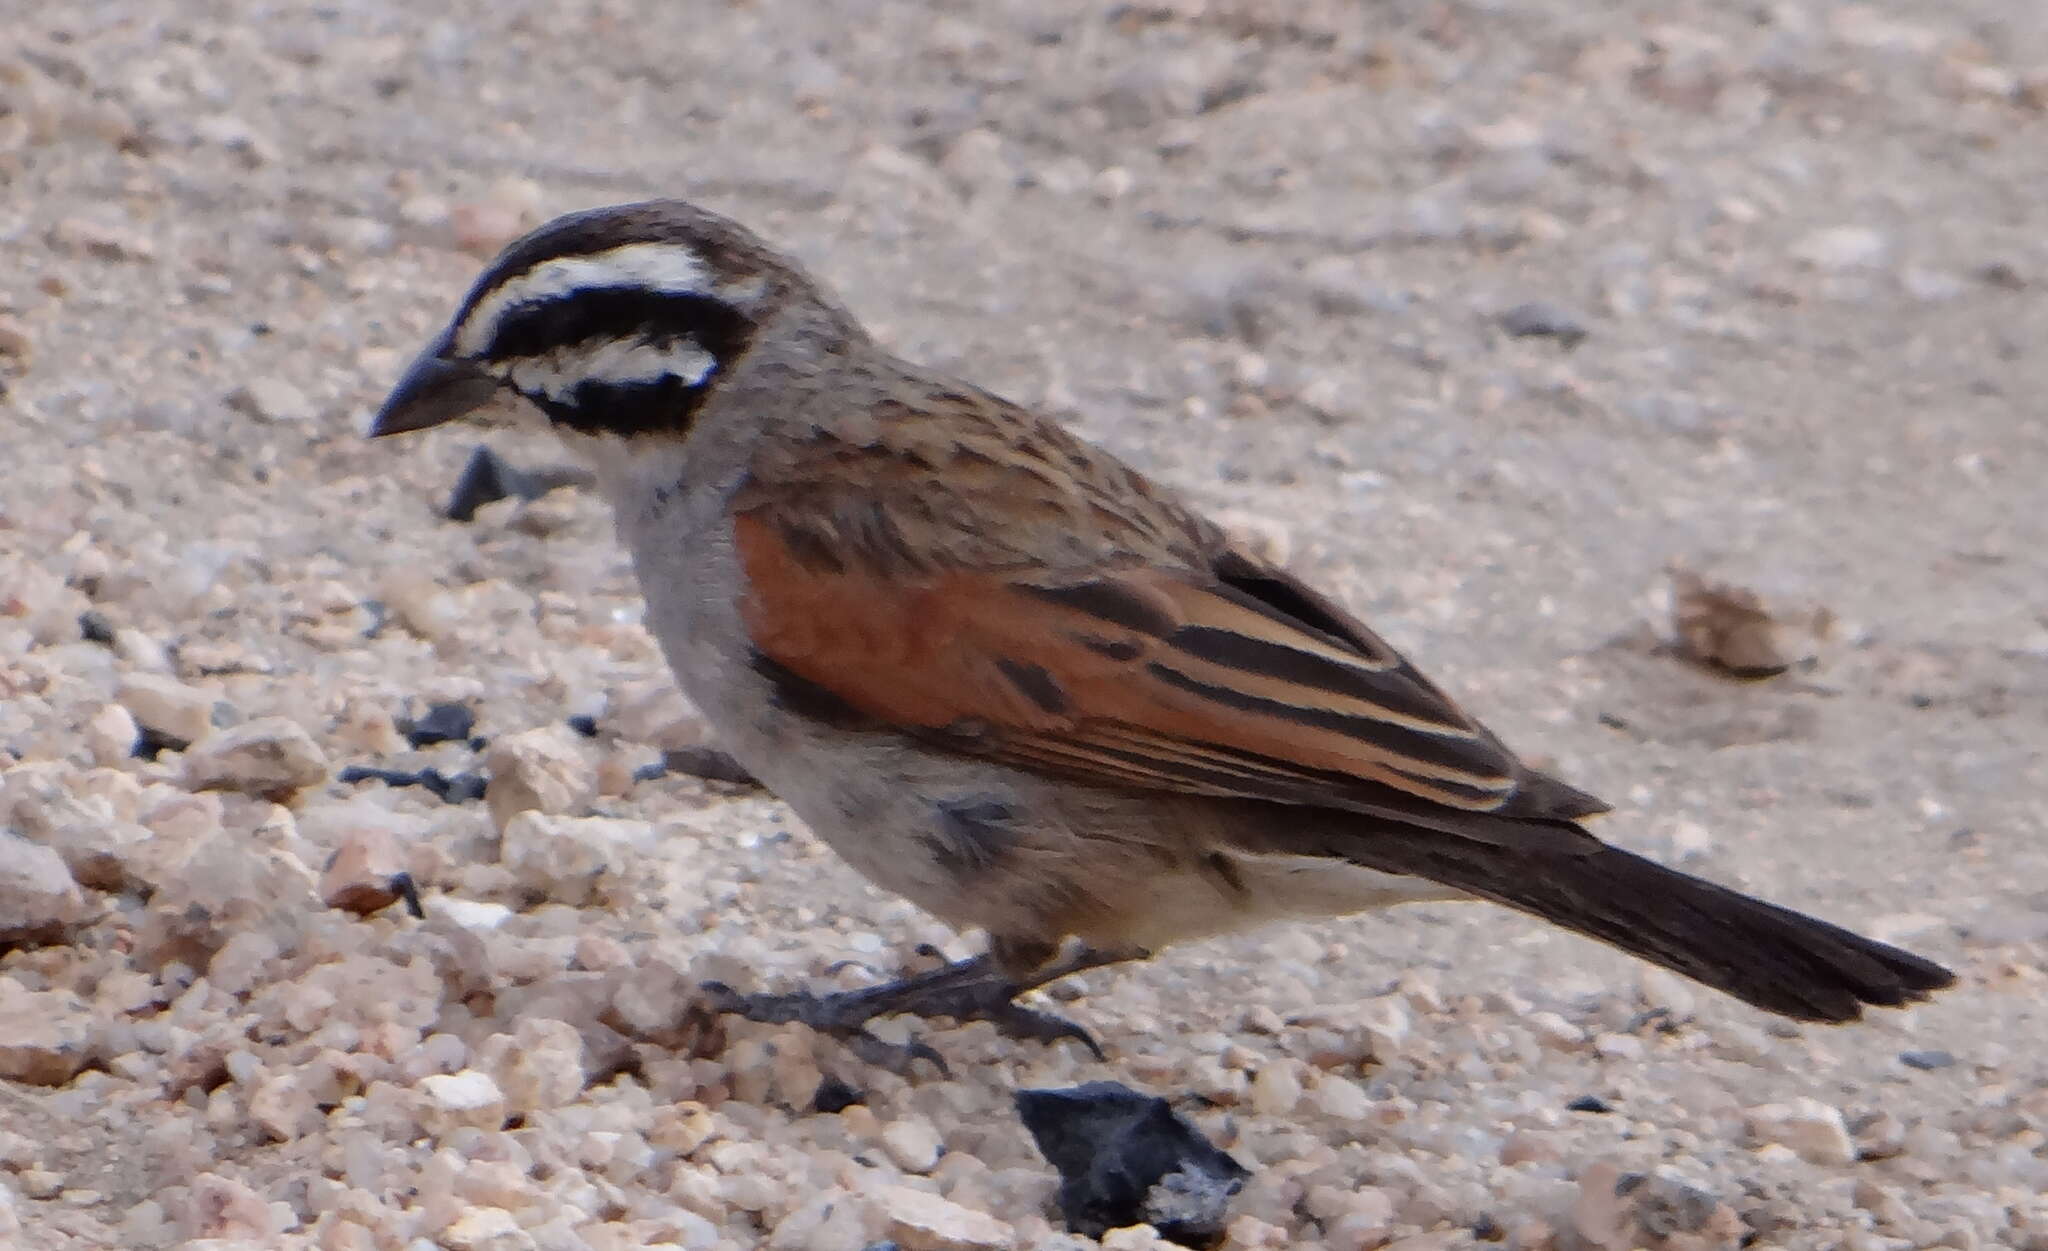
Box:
[369,199,853,443]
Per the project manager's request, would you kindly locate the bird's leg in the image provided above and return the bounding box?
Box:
[699,939,1139,1076]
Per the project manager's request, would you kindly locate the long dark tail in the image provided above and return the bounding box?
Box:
[1336,826,1954,1021]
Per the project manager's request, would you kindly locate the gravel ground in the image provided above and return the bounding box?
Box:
[4,1,2047,1248]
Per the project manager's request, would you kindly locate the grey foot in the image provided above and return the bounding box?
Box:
[701,951,1107,1077]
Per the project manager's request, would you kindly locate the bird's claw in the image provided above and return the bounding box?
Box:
[697,955,1105,1074]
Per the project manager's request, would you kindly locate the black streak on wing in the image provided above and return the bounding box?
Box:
[1168,625,1455,726]
[1380,761,1522,807]
[750,651,875,730]
[1144,662,1509,781]
[1073,634,1144,661]
[996,658,1071,716]
[1022,581,1178,637]
[1210,551,1383,656]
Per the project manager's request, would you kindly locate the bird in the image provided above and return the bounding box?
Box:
[369,198,1952,1071]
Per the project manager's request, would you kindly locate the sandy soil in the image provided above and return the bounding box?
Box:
[3,1,2046,1248]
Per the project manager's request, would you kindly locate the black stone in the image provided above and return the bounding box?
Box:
[339,765,421,788]
[1016,1081,1249,1247]
[338,764,487,805]
[390,872,427,919]
[566,714,599,738]
[1499,300,1589,347]
[444,445,528,522]
[420,768,488,803]
[133,725,189,760]
[401,702,475,748]
[78,611,116,644]
[811,1075,865,1114]
[1567,1094,1613,1113]
[443,444,595,522]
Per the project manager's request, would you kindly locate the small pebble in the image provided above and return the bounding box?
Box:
[484,725,593,833]
[1016,1081,1249,1243]
[499,811,653,904]
[1498,300,1588,347]
[225,376,314,422]
[319,827,409,916]
[402,701,477,747]
[49,216,156,261]
[182,717,330,799]
[439,1207,529,1251]
[1747,1097,1856,1166]
[0,985,93,1085]
[1791,225,1888,271]
[116,673,218,746]
[338,764,488,803]
[0,314,34,366]
[876,1184,1013,1251]
[0,833,91,945]
[84,702,140,766]
[881,1117,944,1174]
[419,1070,507,1130]
[813,1076,866,1114]
[1249,1062,1303,1116]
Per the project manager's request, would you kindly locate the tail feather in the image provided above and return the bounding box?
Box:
[1330,825,1954,1021]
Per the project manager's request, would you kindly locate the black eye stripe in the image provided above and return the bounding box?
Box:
[528,374,722,438]
[482,288,753,365]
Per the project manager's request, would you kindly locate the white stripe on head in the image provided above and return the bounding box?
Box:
[455,241,710,357]
[506,336,718,402]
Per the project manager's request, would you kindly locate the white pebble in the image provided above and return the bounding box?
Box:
[182,717,329,798]
[1748,1096,1856,1166]
[880,1117,944,1174]
[1250,1060,1304,1116]
[84,702,139,766]
[420,1070,507,1134]
[877,1183,1013,1249]
[0,833,92,944]
[484,726,594,834]
[1310,1073,1372,1121]
[116,673,217,744]
[438,1206,534,1251]
[1593,1033,1644,1061]
[436,898,513,929]
[1791,225,1888,271]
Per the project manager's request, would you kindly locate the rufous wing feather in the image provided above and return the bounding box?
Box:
[735,510,1605,852]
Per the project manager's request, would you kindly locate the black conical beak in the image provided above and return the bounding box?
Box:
[368,339,503,437]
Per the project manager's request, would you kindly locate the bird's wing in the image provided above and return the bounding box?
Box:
[734,484,1608,853]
